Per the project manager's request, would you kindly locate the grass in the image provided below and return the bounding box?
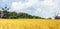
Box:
[0,19,60,29]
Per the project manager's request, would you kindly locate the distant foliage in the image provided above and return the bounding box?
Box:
[8,12,44,19]
[17,13,33,19]
[8,12,17,19]
[47,18,52,19]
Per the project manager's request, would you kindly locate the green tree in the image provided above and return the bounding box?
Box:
[8,12,17,19]
[17,13,33,18]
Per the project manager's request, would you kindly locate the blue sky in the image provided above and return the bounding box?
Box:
[0,0,60,18]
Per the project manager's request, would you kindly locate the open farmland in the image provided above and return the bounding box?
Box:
[0,19,60,29]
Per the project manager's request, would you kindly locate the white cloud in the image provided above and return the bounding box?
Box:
[9,0,58,18]
[10,0,37,12]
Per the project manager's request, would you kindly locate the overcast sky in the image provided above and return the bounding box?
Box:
[0,0,60,18]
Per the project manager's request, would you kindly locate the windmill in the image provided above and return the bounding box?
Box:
[54,10,60,19]
[1,4,9,18]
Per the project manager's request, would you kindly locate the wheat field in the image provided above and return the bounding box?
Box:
[0,19,60,29]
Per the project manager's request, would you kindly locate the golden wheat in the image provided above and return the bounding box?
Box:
[0,19,60,29]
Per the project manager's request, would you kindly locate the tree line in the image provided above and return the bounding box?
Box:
[8,12,45,19]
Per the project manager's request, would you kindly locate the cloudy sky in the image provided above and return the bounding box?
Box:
[0,0,60,18]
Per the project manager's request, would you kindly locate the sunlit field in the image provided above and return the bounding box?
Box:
[0,19,60,29]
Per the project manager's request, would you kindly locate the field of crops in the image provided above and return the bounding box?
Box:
[0,19,60,29]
